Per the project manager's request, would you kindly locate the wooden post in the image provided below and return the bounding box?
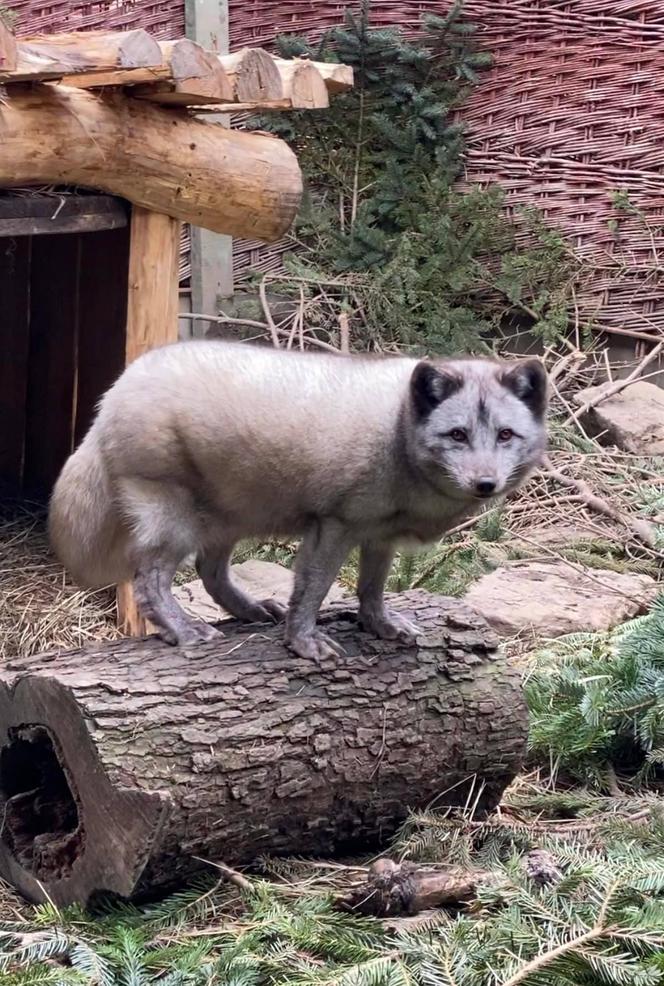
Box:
[117,208,181,635]
[185,0,233,337]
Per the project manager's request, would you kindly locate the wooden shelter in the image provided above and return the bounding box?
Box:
[0,23,353,633]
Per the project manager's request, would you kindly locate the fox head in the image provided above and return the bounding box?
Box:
[407,357,548,502]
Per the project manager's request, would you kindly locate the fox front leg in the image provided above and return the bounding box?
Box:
[285,518,353,661]
[357,541,421,645]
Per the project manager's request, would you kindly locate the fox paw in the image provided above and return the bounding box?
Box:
[358,609,421,646]
[285,630,345,661]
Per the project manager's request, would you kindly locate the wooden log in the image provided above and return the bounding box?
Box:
[0,85,301,241]
[2,29,161,83]
[274,57,329,110]
[219,47,283,102]
[314,60,354,95]
[0,593,527,906]
[65,38,234,104]
[0,18,17,72]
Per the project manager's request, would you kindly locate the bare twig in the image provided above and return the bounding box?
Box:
[339,312,351,354]
[543,458,657,549]
[259,276,281,349]
[192,856,254,892]
[180,313,268,331]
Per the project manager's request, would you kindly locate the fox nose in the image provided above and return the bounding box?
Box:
[475,478,497,497]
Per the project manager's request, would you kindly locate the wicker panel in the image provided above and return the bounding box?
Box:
[229,1,664,338]
[5,0,184,39]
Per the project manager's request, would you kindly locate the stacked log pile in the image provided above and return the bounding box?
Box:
[0,24,353,240]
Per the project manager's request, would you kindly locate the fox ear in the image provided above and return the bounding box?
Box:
[411,362,462,418]
[501,359,548,419]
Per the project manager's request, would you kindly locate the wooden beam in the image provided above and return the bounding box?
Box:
[0,18,17,72]
[185,0,233,329]
[118,207,181,635]
[1,29,161,83]
[125,208,180,364]
[0,85,302,242]
[219,47,283,102]
[0,194,128,237]
[273,56,328,109]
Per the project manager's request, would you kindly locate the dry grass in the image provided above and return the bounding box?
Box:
[0,500,120,661]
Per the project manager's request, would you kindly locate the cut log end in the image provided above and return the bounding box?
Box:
[0,593,527,906]
[220,47,283,102]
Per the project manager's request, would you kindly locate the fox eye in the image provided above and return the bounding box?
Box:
[449,428,468,443]
[498,428,514,443]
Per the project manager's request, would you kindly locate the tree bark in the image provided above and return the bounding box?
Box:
[0,592,527,907]
[0,85,301,241]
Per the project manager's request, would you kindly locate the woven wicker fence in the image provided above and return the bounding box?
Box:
[230,0,664,343]
[6,0,183,40]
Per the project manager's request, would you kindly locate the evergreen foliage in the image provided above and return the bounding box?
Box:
[527,594,664,789]
[248,3,576,354]
[3,786,664,984]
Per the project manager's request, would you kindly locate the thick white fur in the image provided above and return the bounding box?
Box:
[49,340,547,654]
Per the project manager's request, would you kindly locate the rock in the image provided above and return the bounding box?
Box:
[464,560,658,638]
[572,380,664,454]
[173,559,347,623]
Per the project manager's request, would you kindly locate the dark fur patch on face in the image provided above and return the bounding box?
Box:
[477,397,489,425]
[500,359,548,419]
[410,362,463,418]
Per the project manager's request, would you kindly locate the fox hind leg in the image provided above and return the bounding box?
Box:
[196,544,286,623]
[119,478,222,646]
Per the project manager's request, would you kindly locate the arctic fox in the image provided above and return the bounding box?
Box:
[49,341,548,659]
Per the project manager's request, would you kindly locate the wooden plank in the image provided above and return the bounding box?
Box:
[23,233,80,497]
[74,225,130,446]
[0,237,30,492]
[118,208,181,633]
[0,194,128,238]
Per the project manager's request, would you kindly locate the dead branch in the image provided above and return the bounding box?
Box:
[338,859,495,917]
[543,458,657,549]
[567,340,664,426]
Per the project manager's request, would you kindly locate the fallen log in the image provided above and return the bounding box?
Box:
[0,592,527,906]
[0,84,301,240]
